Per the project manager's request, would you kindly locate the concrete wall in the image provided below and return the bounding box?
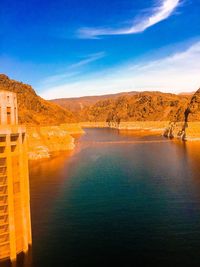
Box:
[0,91,31,261]
[0,91,18,125]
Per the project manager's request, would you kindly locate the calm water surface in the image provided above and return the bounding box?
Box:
[4,128,200,267]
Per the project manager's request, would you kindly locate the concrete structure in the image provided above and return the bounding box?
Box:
[0,91,32,261]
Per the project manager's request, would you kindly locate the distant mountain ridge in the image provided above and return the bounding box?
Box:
[52,91,192,122]
[77,91,191,122]
[50,91,139,111]
[0,74,76,125]
[51,90,197,122]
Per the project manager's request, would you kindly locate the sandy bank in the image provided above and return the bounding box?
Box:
[116,121,168,134]
[80,121,168,134]
[79,122,108,128]
[185,122,200,140]
[60,123,85,135]
[27,124,84,160]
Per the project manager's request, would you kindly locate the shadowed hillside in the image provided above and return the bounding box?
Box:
[187,88,200,121]
[0,74,76,125]
[164,88,200,140]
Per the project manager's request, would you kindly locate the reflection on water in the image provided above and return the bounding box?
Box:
[0,249,32,267]
[2,128,200,267]
[175,140,200,187]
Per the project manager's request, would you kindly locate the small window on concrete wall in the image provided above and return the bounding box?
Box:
[0,158,6,166]
[11,134,19,142]
[0,135,6,142]
[7,107,11,124]
[0,147,5,153]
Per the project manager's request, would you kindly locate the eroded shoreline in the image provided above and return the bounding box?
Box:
[27,124,84,160]
[27,121,200,160]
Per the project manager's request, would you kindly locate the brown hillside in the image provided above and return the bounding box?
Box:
[78,91,190,122]
[51,91,138,112]
[0,74,76,125]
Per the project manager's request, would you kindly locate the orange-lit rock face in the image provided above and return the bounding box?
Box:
[163,88,200,141]
[26,126,76,160]
[188,89,200,121]
[0,91,32,261]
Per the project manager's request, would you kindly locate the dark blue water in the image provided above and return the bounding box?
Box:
[4,128,200,267]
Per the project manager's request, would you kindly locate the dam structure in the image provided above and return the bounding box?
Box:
[0,91,32,261]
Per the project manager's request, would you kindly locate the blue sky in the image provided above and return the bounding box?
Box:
[1,0,200,98]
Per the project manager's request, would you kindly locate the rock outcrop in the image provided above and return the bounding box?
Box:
[164,88,200,141]
[187,88,200,121]
[60,123,85,135]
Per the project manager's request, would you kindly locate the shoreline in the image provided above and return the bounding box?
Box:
[27,124,84,160]
[80,121,200,141]
[27,121,200,161]
[80,121,168,136]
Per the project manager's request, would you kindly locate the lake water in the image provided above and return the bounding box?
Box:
[3,128,200,267]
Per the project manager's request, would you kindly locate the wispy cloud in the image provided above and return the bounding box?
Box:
[40,52,106,86]
[68,52,106,68]
[78,0,180,39]
[40,41,200,99]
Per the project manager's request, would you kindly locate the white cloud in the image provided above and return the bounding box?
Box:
[78,0,180,39]
[40,41,200,99]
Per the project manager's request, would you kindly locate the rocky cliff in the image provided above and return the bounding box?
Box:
[0,74,77,125]
[187,88,200,121]
[164,88,200,140]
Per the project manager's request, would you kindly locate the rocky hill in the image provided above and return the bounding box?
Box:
[163,88,200,140]
[51,91,138,112]
[77,91,190,123]
[0,74,76,125]
[187,88,200,121]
